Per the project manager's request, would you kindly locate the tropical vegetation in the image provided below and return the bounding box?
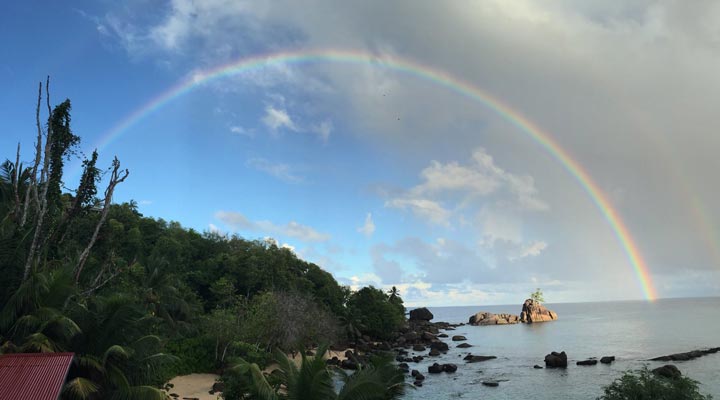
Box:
[0,81,407,399]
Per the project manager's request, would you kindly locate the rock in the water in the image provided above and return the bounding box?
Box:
[452,335,467,341]
[520,299,558,323]
[409,307,434,321]
[577,359,598,366]
[650,347,720,362]
[438,333,449,338]
[413,344,426,352]
[456,343,473,348]
[442,363,458,373]
[600,356,615,364]
[652,365,682,379]
[482,381,499,387]
[428,363,444,374]
[544,351,567,368]
[429,348,440,356]
[413,380,423,387]
[533,365,543,369]
[430,341,449,352]
[464,355,497,363]
[469,312,519,326]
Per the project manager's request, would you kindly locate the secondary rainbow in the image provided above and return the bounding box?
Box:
[92,48,658,300]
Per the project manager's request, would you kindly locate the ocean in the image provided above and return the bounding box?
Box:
[403,297,720,399]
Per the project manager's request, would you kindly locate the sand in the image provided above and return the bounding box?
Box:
[166,373,221,400]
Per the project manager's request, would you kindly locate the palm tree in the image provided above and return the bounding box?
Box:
[228,344,408,400]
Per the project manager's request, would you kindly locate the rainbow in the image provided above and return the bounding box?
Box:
[91,48,658,300]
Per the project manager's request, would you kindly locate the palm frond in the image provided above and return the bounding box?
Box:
[62,377,100,400]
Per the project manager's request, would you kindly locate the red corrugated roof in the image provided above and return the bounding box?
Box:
[0,353,74,400]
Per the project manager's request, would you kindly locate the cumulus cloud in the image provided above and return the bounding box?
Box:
[246,157,303,183]
[357,212,376,237]
[215,211,330,242]
[262,105,297,131]
[385,198,451,226]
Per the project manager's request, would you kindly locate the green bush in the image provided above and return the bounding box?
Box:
[164,336,216,377]
[598,366,712,400]
[347,286,405,340]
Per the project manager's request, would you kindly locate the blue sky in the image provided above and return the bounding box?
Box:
[3,1,720,305]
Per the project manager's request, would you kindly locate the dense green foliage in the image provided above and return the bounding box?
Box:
[530,288,545,303]
[224,345,408,400]
[598,367,712,400]
[346,287,405,340]
[0,87,406,399]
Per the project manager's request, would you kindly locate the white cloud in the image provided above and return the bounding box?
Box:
[357,212,376,237]
[230,125,254,137]
[311,119,333,142]
[262,105,297,131]
[246,157,303,183]
[510,241,548,261]
[385,198,451,226]
[215,211,330,242]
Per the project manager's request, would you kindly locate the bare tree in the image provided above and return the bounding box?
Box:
[74,157,128,283]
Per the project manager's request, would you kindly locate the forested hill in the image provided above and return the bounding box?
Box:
[0,83,406,399]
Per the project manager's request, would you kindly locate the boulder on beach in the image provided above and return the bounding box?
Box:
[409,307,434,321]
[469,312,519,326]
[544,351,567,368]
[600,356,615,364]
[452,335,467,341]
[520,299,558,323]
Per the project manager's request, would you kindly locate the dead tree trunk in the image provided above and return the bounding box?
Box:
[74,157,128,284]
[23,78,54,281]
[21,82,45,227]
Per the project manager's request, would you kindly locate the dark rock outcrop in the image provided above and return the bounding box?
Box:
[428,363,444,373]
[600,356,615,364]
[442,363,457,373]
[451,335,467,341]
[482,381,499,387]
[412,344,426,352]
[428,348,440,356]
[577,359,598,366]
[469,312,519,326]
[652,364,682,379]
[430,341,449,352]
[520,299,558,323]
[409,307,434,321]
[650,347,720,362]
[464,354,497,363]
[456,343,472,348]
[533,365,543,369]
[544,351,567,368]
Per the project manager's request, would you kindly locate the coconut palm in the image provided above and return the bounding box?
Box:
[227,344,408,400]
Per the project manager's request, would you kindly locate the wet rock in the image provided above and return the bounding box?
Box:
[438,333,449,338]
[430,341,449,352]
[409,307,434,321]
[650,347,720,362]
[544,351,567,368]
[520,299,558,323]
[533,365,543,369]
[452,335,467,341]
[442,363,458,373]
[429,348,440,356]
[600,356,615,364]
[422,331,437,341]
[482,381,499,387]
[413,380,423,387]
[428,363,444,373]
[652,364,682,379]
[413,344,426,352]
[456,343,472,348]
[469,312,520,325]
[577,359,598,366]
[464,355,497,363]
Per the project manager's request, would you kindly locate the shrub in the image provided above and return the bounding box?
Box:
[598,366,712,400]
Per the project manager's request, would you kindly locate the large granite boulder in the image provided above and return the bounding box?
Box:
[520,299,558,323]
[469,312,519,325]
[409,307,434,321]
[544,351,567,368]
[653,365,682,380]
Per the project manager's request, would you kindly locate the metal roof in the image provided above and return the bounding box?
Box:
[0,353,74,400]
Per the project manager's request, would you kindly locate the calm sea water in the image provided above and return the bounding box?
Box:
[403,297,720,399]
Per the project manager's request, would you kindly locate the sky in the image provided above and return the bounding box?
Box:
[2,1,720,306]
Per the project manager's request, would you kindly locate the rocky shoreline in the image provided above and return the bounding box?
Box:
[328,302,718,391]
